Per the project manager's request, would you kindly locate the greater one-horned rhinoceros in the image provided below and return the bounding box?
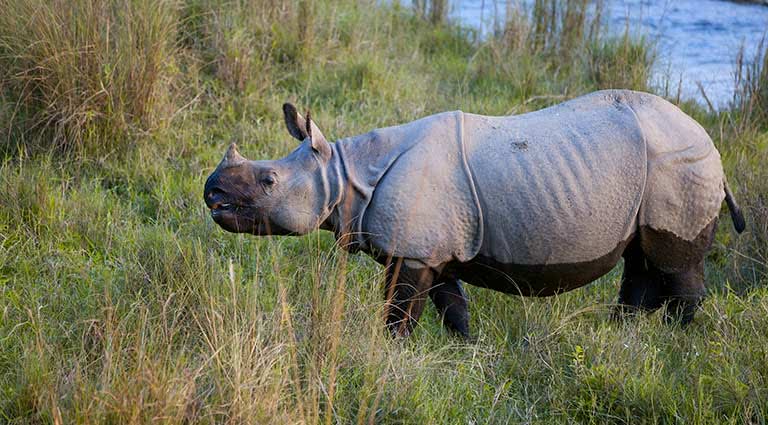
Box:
[204,89,745,338]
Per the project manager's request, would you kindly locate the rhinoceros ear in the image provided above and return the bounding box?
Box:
[283,103,307,141]
[282,103,331,160]
[304,109,331,160]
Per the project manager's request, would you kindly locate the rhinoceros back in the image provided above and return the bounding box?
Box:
[464,91,648,266]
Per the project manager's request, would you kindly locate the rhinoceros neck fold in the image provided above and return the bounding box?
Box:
[322,133,376,250]
[322,129,423,252]
[322,112,487,264]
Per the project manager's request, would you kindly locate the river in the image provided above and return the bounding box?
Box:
[448,0,768,109]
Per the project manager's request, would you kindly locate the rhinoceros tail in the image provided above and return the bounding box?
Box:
[724,179,746,233]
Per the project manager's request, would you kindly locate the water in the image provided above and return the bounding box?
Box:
[448,0,768,108]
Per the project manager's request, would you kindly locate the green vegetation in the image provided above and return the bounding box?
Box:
[0,0,766,423]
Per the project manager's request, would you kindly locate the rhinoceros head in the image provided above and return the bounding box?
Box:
[203,103,334,236]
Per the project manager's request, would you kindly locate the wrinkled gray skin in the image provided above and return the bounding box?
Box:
[204,90,746,338]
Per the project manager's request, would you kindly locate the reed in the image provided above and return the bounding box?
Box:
[733,36,768,131]
[413,0,449,25]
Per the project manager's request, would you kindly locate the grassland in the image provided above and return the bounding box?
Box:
[0,0,766,423]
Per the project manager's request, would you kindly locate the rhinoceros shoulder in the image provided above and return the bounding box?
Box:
[359,111,484,267]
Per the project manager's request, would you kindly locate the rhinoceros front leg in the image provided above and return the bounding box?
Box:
[384,258,435,338]
[429,279,470,338]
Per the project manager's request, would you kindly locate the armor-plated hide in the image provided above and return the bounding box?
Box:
[330,90,725,280]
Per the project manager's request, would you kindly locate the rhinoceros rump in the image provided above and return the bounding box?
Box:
[204,90,745,338]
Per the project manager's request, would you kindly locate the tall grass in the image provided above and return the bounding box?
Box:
[733,36,768,131]
[530,0,603,57]
[0,0,179,152]
[187,0,295,93]
[586,30,655,91]
[715,37,768,288]
[477,0,652,109]
[413,0,449,25]
[0,0,766,423]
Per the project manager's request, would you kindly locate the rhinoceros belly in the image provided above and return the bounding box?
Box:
[459,94,647,293]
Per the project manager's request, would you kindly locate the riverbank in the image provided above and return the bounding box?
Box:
[0,0,766,422]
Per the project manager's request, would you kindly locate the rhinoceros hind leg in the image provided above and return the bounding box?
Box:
[613,238,665,320]
[660,259,706,326]
[429,279,470,338]
[384,259,435,338]
[640,219,716,325]
[639,219,717,275]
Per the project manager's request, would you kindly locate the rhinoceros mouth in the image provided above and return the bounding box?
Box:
[210,205,257,231]
[209,203,248,220]
[210,203,233,215]
[207,201,297,236]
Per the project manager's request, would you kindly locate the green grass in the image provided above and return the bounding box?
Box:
[0,0,766,423]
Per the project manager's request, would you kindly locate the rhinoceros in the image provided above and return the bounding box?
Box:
[204,89,745,338]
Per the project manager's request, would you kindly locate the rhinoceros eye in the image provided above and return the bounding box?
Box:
[261,174,276,187]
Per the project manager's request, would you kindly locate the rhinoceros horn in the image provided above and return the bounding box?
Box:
[222,142,246,165]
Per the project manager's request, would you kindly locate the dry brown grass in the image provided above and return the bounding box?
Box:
[0,0,179,151]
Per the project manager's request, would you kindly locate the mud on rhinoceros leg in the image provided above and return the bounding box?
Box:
[613,237,665,320]
[429,279,470,338]
[660,259,706,326]
[640,218,716,326]
[384,258,435,338]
